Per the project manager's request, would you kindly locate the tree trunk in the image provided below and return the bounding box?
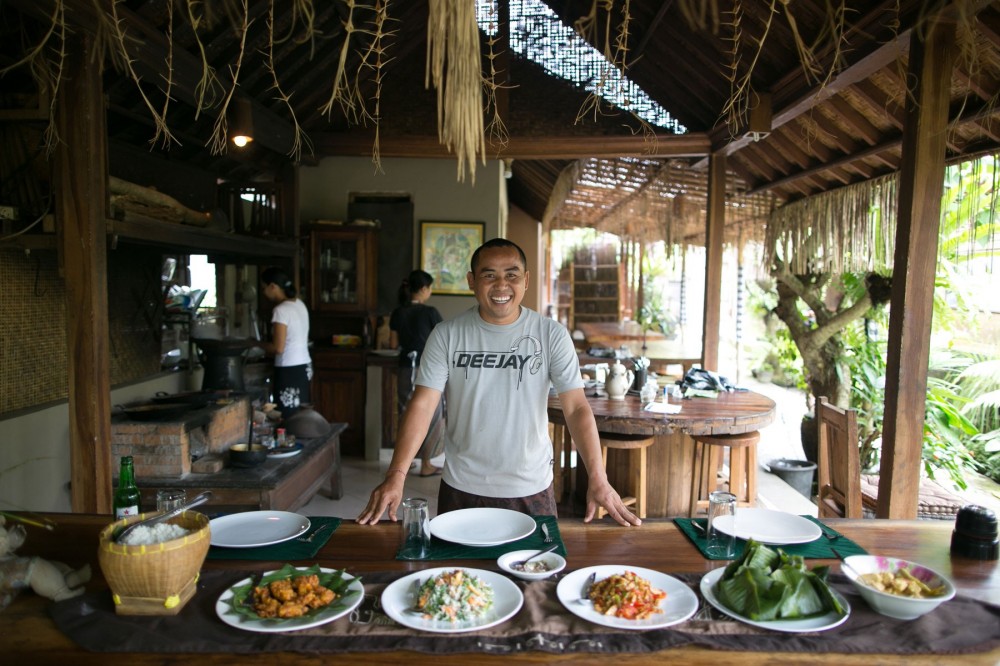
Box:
[772,272,862,410]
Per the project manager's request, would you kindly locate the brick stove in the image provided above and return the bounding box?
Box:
[111,395,252,478]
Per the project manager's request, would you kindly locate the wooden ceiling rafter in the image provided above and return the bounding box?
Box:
[851,77,906,130]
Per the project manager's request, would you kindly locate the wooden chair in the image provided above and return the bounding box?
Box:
[688,431,760,516]
[596,434,656,519]
[816,396,863,518]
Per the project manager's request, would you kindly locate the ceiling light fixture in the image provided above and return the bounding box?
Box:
[747,92,772,142]
[230,97,254,148]
[503,158,514,179]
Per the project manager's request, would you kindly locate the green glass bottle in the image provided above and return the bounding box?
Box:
[114,456,141,519]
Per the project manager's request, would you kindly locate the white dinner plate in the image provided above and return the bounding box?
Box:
[556,565,699,630]
[216,567,363,633]
[210,511,311,548]
[429,508,537,547]
[381,567,523,633]
[710,509,822,545]
[699,567,850,633]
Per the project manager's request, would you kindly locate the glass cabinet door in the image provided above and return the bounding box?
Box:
[316,235,360,308]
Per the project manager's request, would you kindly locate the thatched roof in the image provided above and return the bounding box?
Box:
[1,0,999,247]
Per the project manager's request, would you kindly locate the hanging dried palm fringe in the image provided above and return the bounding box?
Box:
[426,0,486,183]
[764,172,898,275]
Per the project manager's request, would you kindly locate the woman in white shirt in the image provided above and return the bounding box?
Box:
[259,267,311,418]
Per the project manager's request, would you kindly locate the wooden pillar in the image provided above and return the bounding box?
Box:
[278,162,300,289]
[878,17,955,519]
[701,152,726,371]
[54,36,112,514]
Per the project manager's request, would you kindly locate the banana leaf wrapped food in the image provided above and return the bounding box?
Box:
[713,540,847,621]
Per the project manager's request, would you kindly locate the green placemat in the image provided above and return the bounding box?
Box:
[397,515,565,560]
[206,517,341,561]
[674,515,868,560]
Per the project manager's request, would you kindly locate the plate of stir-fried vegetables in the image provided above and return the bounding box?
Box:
[556,566,699,630]
[382,568,523,633]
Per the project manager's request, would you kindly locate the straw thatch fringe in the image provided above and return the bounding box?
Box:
[764,172,898,275]
[543,157,773,248]
[426,0,486,184]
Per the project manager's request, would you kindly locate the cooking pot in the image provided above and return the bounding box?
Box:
[192,337,258,391]
[116,402,194,421]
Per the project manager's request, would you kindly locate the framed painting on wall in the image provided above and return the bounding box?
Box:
[419,221,484,296]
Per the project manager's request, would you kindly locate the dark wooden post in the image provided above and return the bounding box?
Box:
[878,17,955,519]
[701,152,726,370]
[54,36,113,514]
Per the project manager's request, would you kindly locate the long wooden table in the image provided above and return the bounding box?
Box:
[3,515,997,664]
[549,390,776,516]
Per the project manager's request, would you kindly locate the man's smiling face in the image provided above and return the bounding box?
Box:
[467,246,530,325]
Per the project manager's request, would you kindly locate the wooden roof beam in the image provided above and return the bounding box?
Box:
[827,95,883,146]
[851,79,905,130]
[314,132,711,159]
[627,0,674,66]
[698,19,910,163]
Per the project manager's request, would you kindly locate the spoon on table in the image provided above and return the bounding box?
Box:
[113,491,213,543]
[509,543,560,570]
[830,547,863,579]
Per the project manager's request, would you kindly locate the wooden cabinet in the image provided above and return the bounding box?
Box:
[312,348,366,457]
[567,261,621,327]
[308,227,378,313]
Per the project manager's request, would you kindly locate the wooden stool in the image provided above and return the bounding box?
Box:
[596,434,656,519]
[548,423,574,501]
[688,431,760,517]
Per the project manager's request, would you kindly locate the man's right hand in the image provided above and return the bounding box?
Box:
[355,475,405,525]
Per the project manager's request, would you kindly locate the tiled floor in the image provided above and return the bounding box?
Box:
[299,451,447,520]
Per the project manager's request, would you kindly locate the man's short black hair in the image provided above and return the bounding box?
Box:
[470,238,528,273]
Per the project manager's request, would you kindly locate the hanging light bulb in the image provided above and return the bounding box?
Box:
[229,97,254,148]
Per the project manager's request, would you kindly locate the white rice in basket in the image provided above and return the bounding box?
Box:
[121,522,190,545]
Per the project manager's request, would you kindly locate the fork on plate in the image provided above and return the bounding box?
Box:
[297,523,334,543]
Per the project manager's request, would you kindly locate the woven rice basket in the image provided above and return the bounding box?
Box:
[98,511,211,615]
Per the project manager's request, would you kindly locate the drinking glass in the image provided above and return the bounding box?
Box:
[156,489,186,513]
[399,497,431,560]
[706,491,737,558]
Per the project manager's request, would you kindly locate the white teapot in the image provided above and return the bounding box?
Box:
[604,361,634,401]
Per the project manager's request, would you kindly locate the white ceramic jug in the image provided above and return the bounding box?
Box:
[604,361,634,401]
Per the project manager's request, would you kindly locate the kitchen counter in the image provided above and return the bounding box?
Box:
[135,424,346,515]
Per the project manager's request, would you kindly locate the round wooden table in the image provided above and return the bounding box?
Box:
[548,389,776,517]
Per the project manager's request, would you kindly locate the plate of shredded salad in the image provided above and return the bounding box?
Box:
[557,565,699,630]
[381,568,523,633]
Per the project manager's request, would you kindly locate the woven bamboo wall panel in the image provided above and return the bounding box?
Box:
[0,248,68,414]
[1,246,161,418]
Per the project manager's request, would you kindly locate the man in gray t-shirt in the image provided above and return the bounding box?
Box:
[357,238,640,528]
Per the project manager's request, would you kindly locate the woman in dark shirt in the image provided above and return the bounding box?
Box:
[390,270,444,476]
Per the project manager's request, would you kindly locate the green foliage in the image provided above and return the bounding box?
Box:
[967,430,1000,482]
[841,318,886,471]
[923,360,980,490]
